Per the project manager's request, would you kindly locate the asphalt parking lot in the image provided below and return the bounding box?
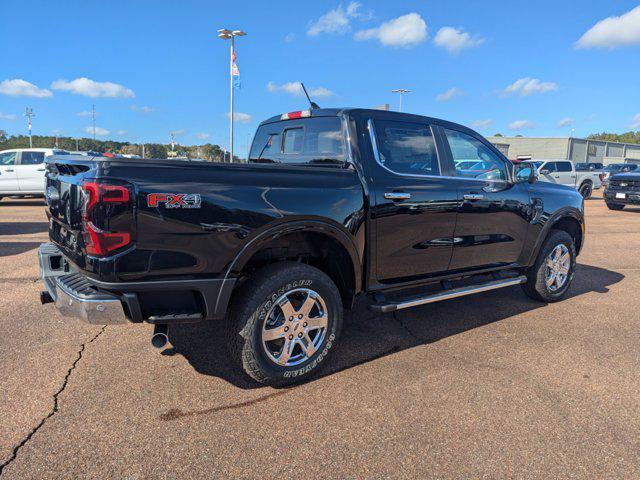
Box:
[1,193,639,479]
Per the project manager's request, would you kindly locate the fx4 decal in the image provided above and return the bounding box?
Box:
[147,193,202,209]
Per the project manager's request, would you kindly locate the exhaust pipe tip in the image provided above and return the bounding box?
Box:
[151,324,169,350]
[40,291,54,305]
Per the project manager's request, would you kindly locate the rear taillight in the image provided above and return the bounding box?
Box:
[81,181,133,257]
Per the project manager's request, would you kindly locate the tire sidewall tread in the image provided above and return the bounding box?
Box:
[226,262,342,386]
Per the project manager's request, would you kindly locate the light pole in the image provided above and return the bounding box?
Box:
[25,107,35,148]
[218,28,246,163]
[391,89,411,112]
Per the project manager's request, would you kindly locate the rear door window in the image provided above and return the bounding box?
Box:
[20,151,45,165]
[556,161,572,172]
[372,120,440,176]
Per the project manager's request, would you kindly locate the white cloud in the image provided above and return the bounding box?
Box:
[577,6,640,49]
[508,120,535,130]
[471,119,492,130]
[0,112,17,121]
[130,104,154,113]
[0,79,52,98]
[433,27,485,54]
[267,81,334,97]
[171,129,186,136]
[115,130,127,136]
[284,33,296,43]
[52,77,135,98]
[355,13,427,47]
[436,87,465,101]
[557,117,573,128]
[308,2,362,36]
[630,114,640,129]
[504,77,558,96]
[84,126,110,136]
[76,110,95,117]
[195,133,211,140]
[225,112,253,123]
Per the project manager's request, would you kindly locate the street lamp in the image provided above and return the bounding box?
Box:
[218,28,246,163]
[391,89,411,112]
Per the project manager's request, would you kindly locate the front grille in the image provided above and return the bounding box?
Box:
[608,179,640,191]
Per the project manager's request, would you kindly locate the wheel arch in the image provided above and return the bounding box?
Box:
[530,208,585,264]
[223,220,362,309]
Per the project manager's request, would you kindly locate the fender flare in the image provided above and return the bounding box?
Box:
[529,207,585,264]
[222,219,362,293]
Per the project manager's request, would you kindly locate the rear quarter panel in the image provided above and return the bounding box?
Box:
[98,161,366,282]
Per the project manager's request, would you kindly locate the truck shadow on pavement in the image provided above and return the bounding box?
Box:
[0,242,43,257]
[0,222,49,236]
[166,263,624,390]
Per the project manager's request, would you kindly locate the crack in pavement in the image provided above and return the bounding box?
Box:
[0,325,107,477]
[392,311,421,341]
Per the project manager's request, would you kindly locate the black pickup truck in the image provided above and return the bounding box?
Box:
[604,170,640,210]
[39,108,585,385]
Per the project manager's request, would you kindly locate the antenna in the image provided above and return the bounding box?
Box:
[300,83,320,110]
[92,104,96,140]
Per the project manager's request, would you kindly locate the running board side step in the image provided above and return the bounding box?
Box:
[369,276,527,313]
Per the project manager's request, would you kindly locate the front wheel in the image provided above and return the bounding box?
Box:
[522,229,576,302]
[226,262,343,386]
[606,202,624,211]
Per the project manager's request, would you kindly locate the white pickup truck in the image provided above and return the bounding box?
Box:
[523,159,602,199]
[0,148,69,200]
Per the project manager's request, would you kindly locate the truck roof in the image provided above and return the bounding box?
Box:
[258,107,480,136]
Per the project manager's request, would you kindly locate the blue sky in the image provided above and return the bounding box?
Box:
[1,0,640,150]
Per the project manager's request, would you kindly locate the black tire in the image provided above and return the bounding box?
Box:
[579,182,592,199]
[606,202,624,211]
[522,229,576,303]
[226,261,343,386]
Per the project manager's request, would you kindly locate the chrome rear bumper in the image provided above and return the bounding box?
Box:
[39,243,129,325]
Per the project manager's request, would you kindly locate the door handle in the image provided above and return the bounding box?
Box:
[5,168,13,172]
[463,193,484,201]
[384,192,411,201]
[37,168,46,171]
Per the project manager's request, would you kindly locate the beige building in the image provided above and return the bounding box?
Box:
[487,136,640,165]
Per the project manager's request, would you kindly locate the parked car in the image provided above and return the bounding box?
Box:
[604,170,640,210]
[575,162,604,171]
[0,148,69,201]
[38,108,585,385]
[523,159,602,198]
[601,163,639,187]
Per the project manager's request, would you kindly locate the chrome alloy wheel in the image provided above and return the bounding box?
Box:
[545,244,570,292]
[261,288,328,367]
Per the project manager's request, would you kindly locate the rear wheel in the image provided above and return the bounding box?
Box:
[579,182,592,199]
[226,262,343,386]
[606,202,624,211]
[522,229,576,302]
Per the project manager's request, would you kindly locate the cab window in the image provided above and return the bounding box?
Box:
[556,161,572,173]
[444,129,507,181]
[372,120,440,176]
[249,117,345,165]
[542,162,558,173]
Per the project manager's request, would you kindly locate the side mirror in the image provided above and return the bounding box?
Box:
[514,163,537,184]
[540,168,550,175]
